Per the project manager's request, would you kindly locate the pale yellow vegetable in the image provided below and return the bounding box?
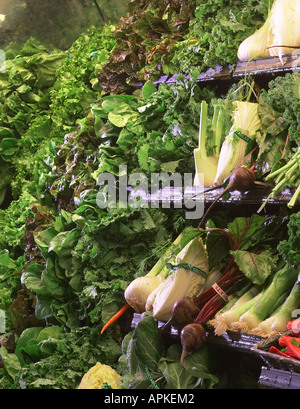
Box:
[268,0,300,64]
[213,101,261,186]
[238,0,300,64]
[124,227,196,314]
[237,16,271,61]
[124,275,164,313]
[78,362,121,389]
[146,236,209,321]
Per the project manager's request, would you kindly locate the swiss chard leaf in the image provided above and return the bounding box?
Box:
[227,215,266,250]
[130,312,162,373]
[230,248,279,285]
[257,101,287,135]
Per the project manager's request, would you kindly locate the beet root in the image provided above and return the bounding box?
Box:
[180,323,206,368]
[161,297,200,333]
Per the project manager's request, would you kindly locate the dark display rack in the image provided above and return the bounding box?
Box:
[131,313,300,389]
[154,54,300,87]
[130,56,300,389]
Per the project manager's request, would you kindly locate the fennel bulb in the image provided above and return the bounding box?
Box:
[238,0,300,64]
[194,101,224,187]
[146,236,209,321]
[268,0,300,64]
[213,101,261,186]
[124,227,196,313]
[238,15,271,61]
[124,275,164,313]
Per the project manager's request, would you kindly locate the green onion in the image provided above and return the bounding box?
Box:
[271,281,300,333]
[231,264,298,332]
[214,286,261,335]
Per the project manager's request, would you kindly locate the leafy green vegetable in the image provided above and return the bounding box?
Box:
[8,326,121,389]
[117,312,217,389]
[49,24,117,140]
[14,325,64,366]
[230,248,278,285]
[0,251,23,332]
[171,0,271,79]
[277,211,300,269]
[98,0,197,93]
[258,73,300,145]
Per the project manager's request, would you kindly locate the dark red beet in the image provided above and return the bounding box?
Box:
[180,323,206,368]
[161,297,200,333]
[198,166,256,228]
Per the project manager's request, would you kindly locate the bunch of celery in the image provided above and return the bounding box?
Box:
[211,263,299,337]
[258,149,300,212]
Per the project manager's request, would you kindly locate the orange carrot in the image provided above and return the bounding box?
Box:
[101,303,131,334]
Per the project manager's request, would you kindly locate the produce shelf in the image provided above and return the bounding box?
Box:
[131,313,300,388]
[153,55,300,88]
[129,185,299,211]
[131,313,264,354]
[259,367,300,389]
[252,335,300,374]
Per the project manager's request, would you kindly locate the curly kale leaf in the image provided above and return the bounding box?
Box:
[13,326,121,389]
[259,73,300,145]
[277,212,300,270]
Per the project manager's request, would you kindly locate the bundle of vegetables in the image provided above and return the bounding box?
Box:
[210,211,300,337]
[145,235,210,322]
[162,214,289,366]
[238,0,300,64]
[212,100,261,186]
[255,73,300,210]
[194,77,261,194]
[119,229,211,323]
[212,263,299,337]
[124,227,195,315]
